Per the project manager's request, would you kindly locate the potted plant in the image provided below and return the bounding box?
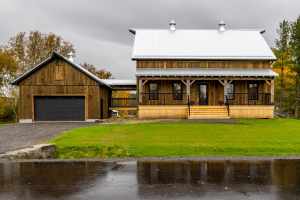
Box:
[218,100,224,106]
[190,101,195,106]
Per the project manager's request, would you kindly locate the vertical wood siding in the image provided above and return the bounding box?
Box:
[19,59,109,120]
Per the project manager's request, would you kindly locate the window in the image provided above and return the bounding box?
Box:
[173,83,182,100]
[227,83,235,100]
[149,83,158,100]
[249,83,258,100]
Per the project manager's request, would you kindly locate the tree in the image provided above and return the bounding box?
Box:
[80,62,113,79]
[2,30,76,73]
[273,20,291,115]
[289,15,300,118]
[0,49,19,122]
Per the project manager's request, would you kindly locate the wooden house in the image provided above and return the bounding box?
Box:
[130,20,278,119]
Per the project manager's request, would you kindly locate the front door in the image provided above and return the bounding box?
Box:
[199,84,209,105]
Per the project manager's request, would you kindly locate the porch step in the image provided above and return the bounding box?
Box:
[187,106,230,119]
[188,116,231,119]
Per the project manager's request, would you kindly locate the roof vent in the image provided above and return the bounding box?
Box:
[170,19,176,31]
[219,20,225,32]
[68,52,75,62]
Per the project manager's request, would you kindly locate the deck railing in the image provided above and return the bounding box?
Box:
[141,93,187,105]
[110,98,137,108]
[227,93,271,105]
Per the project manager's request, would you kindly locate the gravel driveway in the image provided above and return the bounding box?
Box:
[0,122,100,154]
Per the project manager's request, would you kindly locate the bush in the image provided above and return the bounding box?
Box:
[0,105,16,122]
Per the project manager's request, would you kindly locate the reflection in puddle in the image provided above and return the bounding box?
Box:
[0,159,300,199]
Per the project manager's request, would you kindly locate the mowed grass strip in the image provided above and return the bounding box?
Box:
[50,117,300,158]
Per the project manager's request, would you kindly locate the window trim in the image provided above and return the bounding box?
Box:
[173,82,182,100]
[149,82,158,100]
[227,83,235,100]
[248,83,258,100]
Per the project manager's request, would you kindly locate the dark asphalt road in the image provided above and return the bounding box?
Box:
[0,122,100,154]
[1,159,300,200]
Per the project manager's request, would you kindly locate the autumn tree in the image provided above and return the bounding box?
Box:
[80,62,113,79]
[0,49,19,122]
[2,30,76,73]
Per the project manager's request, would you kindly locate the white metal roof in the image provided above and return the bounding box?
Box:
[136,68,279,77]
[130,29,276,61]
[100,79,136,85]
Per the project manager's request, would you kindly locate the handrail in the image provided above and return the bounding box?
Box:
[225,95,229,115]
[110,98,137,108]
[188,95,190,117]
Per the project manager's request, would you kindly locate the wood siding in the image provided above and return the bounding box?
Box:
[137,61,270,69]
[19,58,109,120]
[229,106,274,119]
[139,80,271,106]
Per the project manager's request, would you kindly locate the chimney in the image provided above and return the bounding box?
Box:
[68,52,75,62]
[219,20,225,32]
[170,19,176,31]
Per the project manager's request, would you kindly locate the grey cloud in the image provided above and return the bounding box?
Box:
[0,0,300,79]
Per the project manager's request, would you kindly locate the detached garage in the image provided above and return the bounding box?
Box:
[12,51,112,122]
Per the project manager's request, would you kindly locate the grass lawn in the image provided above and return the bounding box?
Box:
[50,117,300,159]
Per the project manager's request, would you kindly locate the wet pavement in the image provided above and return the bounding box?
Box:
[1,159,300,200]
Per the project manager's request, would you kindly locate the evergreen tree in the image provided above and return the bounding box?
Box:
[290,15,300,118]
[273,20,290,115]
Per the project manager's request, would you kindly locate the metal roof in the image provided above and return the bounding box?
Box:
[136,68,279,77]
[11,51,112,88]
[130,29,276,61]
[100,79,136,85]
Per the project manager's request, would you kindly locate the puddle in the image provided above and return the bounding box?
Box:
[0,159,300,199]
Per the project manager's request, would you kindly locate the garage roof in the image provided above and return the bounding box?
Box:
[11,51,112,88]
[136,68,279,77]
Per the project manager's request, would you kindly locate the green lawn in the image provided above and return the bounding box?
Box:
[50,117,300,159]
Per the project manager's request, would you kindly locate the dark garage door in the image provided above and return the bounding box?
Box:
[34,96,85,121]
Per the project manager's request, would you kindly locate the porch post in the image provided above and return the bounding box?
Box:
[186,79,190,104]
[224,80,228,104]
[271,79,274,105]
[139,79,143,105]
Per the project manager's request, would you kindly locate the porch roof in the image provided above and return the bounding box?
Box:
[136,68,279,77]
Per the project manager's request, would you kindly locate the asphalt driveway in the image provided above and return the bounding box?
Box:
[0,122,100,154]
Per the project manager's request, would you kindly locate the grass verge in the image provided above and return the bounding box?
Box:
[50,117,300,158]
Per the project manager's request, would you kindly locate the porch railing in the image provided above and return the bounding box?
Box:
[141,93,187,105]
[110,98,137,108]
[227,93,271,105]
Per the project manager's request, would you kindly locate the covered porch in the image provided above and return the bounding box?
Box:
[137,68,277,119]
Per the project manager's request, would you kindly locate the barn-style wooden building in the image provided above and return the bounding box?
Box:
[131,20,278,119]
[12,51,112,123]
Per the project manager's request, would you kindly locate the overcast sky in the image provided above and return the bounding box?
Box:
[1,0,300,79]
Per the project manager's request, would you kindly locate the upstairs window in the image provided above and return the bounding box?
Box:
[149,83,158,100]
[249,83,258,100]
[227,83,235,100]
[173,83,182,100]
